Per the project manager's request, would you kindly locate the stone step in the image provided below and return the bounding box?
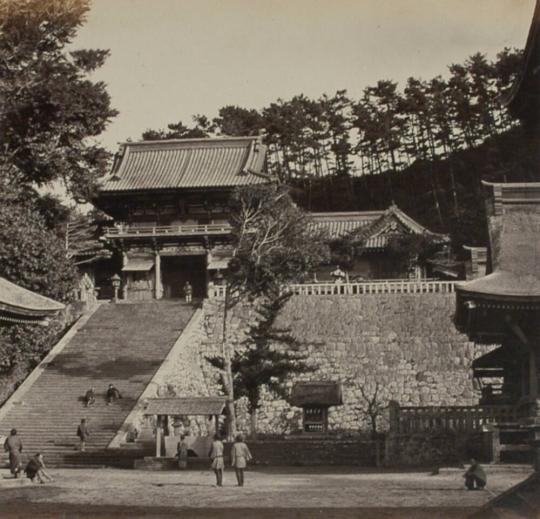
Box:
[0,302,196,467]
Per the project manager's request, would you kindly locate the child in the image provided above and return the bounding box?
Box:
[231,434,252,487]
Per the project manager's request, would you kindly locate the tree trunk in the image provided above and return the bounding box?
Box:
[250,408,258,439]
[222,286,237,440]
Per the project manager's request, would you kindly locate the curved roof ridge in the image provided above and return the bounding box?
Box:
[0,277,64,316]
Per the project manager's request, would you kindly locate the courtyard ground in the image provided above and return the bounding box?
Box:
[0,465,532,519]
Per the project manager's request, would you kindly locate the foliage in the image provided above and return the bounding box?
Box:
[226,183,330,299]
[385,234,441,275]
[142,48,526,246]
[206,293,314,436]
[0,0,117,201]
[354,382,386,439]
[0,185,77,374]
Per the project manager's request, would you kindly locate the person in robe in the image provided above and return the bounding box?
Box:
[463,459,487,490]
[230,434,252,487]
[84,387,96,407]
[106,383,122,405]
[77,418,90,452]
[209,433,225,487]
[177,434,189,469]
[24,453,54,484]
[3,428,23,478]
[183,281,193,303]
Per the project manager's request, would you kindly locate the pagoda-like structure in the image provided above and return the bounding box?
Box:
[454,181,540,467]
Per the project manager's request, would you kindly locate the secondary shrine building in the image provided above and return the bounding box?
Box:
[93,136,448,300]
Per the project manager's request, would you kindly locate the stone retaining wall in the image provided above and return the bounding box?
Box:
[185,294,494,436]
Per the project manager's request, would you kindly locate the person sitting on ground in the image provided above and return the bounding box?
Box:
[106,383,122,405]
[231,434,252,487]
[77,418,90,452]
[3,428,23,478]
[84,387,96,407]
[463,458,487,490]
[25,453,54,484]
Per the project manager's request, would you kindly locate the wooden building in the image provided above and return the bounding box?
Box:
[94,136,269,301]
[311,205,449,281]
[93,137,449,300]
[455,182,540,419]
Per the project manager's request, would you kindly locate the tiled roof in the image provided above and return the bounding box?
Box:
[310,206,449,250]
[100,137,268,193]
[0,277,64,319]
[456,182,540,301]
[289,382,343,407]
[310,211,384,239]
[144,397,227,416]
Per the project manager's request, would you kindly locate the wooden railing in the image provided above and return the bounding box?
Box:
[389,402,519,434]
[103,223,231,238]
[207,280,456,299]
[284,280,456,296]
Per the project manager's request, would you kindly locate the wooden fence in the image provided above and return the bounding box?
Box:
[389,402,519,434]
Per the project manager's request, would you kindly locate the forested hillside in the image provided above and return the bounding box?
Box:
[142,48,540,248]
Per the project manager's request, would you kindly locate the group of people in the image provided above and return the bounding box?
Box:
[176,433,252,487]
[3,429,53,484]
[208,434,252,487]
[84,383,122,407]
[77,383,122,451]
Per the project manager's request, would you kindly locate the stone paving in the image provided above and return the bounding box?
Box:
[0,466,532,518]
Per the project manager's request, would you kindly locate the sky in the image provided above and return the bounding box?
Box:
[73,0,536,152]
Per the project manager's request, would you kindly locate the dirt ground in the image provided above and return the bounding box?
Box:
[0,465,532,519]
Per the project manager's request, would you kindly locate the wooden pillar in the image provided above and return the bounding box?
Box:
[530,349,538,403]
[121,252,128,300]
[154,250,163,300]
[155,416,162,458]
[214,414,219,437]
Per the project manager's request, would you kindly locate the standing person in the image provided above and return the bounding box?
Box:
[177,434,189,469]
[463,459,487,490]
[230,434,252,487]
[3,428,23,478]
[24,453,54,484]
[209,434,224,487]
[183,281,193,303]
[77,419,90,452]
[106,383,122,405]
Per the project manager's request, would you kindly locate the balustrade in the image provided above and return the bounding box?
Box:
[104,223,231,237]
[390,403,519,434]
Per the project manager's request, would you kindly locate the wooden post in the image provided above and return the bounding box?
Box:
[154,251,162,300]
[388,401,400,434]
[155,417,162,458]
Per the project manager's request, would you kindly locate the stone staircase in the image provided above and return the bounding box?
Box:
[0,301,195,467]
